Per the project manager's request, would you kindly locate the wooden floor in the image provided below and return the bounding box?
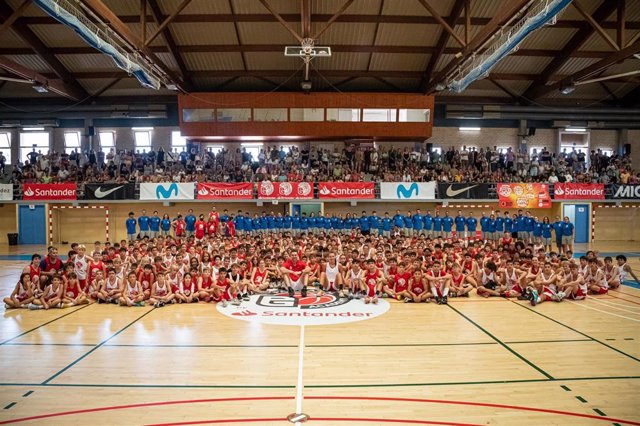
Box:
[1,242,639,425]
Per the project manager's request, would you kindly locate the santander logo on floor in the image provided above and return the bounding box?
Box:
[217,291,390,326]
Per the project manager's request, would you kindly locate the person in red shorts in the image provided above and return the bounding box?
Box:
[281,251,311,297]
[383,262,411,301]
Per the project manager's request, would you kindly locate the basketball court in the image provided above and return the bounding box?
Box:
[1,243,639,425]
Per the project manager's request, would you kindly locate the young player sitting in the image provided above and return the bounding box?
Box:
[176,272,197,303]
[585,258,608,295]
[384,262,411,301]
[530,262,564,306]
[425,261,451,304]
[448,263,473,298]
[561,262,586,300]
[4,273,35,309]
[477,261,501,298]
[501,260,527,298]
[197,267,216,302]
[120,272,145,307]
[31,274,64,310]
[602,256,621,290]
[250,260,271,294]
[99,268,122,304]
[407,269,431,303]
[149,272,175,307]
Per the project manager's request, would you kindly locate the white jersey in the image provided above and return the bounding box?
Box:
[481,270,495,285]
[74,255,88,280]
[155,281,168,296]
[617,264,628,282]
[114,267,125,282]
[325,262,339,284]
[585,268,607,289]
[105,277,119,291]
[126,281,139,296]
[504,269,520,291]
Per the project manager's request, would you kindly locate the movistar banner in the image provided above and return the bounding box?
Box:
[139,182,195,200]
[437,183,492,199]
[379,182,436,200]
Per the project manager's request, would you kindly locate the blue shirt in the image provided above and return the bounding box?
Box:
[423,214,433,230]
[308,217,316,228]
[275,216,284,229]
[185,214,196,232]
[455,215,466,232]
[283,215,292,229]
[542,223,552,238]
[480,217,489,231]
[138,215,149,231]
[533,222,543,236]
[300,217,309,230]
[150,216,161,232]
[244,217,253,231]
[433,216,442,231]
[515,216,525,232]
[504,217,513,233]
[369,215,380,229]
[466,217,477,232]
[235,215,244,231]
[292,216,301,229]
[442,216,453,232]
[525,217,535,232]
[562,222,574,236]
[382,218,392,231]
[403,215,413,229]
[266,216,276,229]
[486,219,496,233]
[220,214,229,223]
[412,213,423,230]
[126,218,137,235]
[359,216,370,231]
[393,214,405,228]
[495,217,504,233]
[161,218,171,231]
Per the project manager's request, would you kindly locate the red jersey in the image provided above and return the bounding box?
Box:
[209,211,220,224]
[365,269,381,287]
[409,277,426,294]
[28,264,41,283]
[283,259,307,281]
[175,220,186,236]
[138,271,155,292]
[200,276,213,290]
[393,272,411,292]
[42,257,63,273]
[207,221,217,235]
[451,273,465,287]
[253,268,268,285]
[87,261,106,286]
[195,220,207,239]
[227,221,236,237]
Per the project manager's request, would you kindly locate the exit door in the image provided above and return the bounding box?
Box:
[563,203,590,243]
[18,205,46,245]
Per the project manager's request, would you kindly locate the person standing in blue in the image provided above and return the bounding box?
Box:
[524,211,535,243]
[515,211,526,241]
[359,211,370,235]
[235,211,245,236]
[291,213,301,236]
[275,213,284,232]
[324,214,333,234]
[433,211,443,239]
[243,213,253,235]
[541,216,553,252]
[300,213,309,234]
[393,210,405,235]
[126,211,137,242]
[403,211,413,237]
[308,213,317,234]
[466,213,478,240]
[494,211,504,238]
[160,214,172,237]
[138,209,150,239]
[184,209,196,238]
[266,212,276,233]
[283,213,292,233]
[149,211,161,239]
[532,217,543,245]
[442,211,454,239]
[503,211,513,238]
[562,216,575,254]
[369,211,380,236]
[344,214,353,235]
[486,213,497,241]
[454,210,466,239]
[552,215,564,253]
[423,210,433,239]
[382,212,392,238]
[412,209,424,236]
[332,214,342,234]
[479,212,489,241]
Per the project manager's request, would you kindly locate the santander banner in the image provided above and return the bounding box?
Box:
[197,183,253,200]
[23,183,76,200]
[318,182,375,199]
[553,183,605,200]
[258,181,313,199]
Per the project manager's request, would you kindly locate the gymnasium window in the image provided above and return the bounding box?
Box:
[64,131,81,155]
[599,149,614,157]
[19,130,49,163]
[326,108,360,122]
[99,131,115,151]
[205,145,224,156]
[0,132,11,164]
[241,143,262,162]
[529,147,543,157]
[399,109,430,122]
[133,128,152,151]
[362,109,397,122]
[171,131,187,152]
[496,146,510,154]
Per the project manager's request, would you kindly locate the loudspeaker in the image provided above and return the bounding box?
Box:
[87,126,95,136]
[623,143,631,156]
[528,127,536,136]
[426,142,433,152]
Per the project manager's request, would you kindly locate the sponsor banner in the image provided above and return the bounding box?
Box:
[84,183,136,200]
[497,183,551,209]
[318,182,375,199]
[217,292,389,326]
[139,182,195,200]
[553,183,604,200]
[197,182,253,200]
[610,184,640,199]
[438,183,491,199]
[0,184,13,201]
[257,181,313,199]
[379,182,436,200]
[23,183,76,200]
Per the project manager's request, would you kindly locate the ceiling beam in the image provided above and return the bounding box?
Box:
[140,0,146,43]
[0,0,31,37]
[83,0,183,90]
[416,0,465,47]
[0,45,618,58]
[312,0,356,40]
[14,14,640,30]
[488,78,524,103]
[147,0,192,90]
[257,0,303,43]
[0,1,88,99]
[365,0,385,72]
[418,0,465,92]
[572,0,620,51]
[144,0,192,46]
[617,0,625,48]
[0,55,86,100]
[227,0,247,72]
[301,0,311,38]
[531,40,640,99]
[522,0,619,101]
[424,0,532,93]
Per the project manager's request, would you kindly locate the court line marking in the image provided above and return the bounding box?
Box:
[0,304,91,346]
[4,343,95,347]
[584,297,640,314]
[608,292,640,305]
[510,301,640,363]
[613,289,640,299]
[295,325,305,425]
[446,304,554,379]
[41,308,157,385]
[566,301,640,322]
[147,418,483,426]
[0,375,639,389]
[2,395,640,426]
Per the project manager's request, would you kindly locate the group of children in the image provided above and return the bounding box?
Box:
[3,208,636,310]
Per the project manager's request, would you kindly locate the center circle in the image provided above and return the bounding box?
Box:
[216,292,390,326]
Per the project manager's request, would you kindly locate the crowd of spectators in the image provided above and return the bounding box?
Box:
[4,143,637,186]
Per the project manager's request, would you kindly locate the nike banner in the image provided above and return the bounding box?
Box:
[379,182,436,200]
[84,183,136,200]
[437,183,492,199]
[140,182,195,200]
[317,182,375,199]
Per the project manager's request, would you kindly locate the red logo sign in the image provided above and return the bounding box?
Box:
[23,183,76,200]
[258,182,313,199]
[553,183,604,200]
[317,182,375,199]
[197,183,253,199]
